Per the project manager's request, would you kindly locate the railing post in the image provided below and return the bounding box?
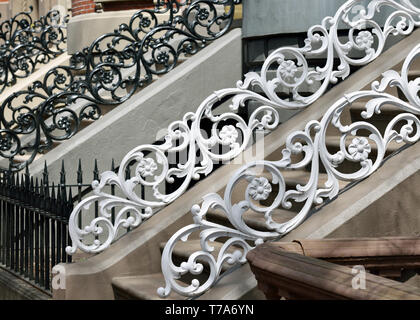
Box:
[28,176,34,281]
[44,178,51,290]
[39,178,45,288]
[50,182,56,276]
[77,159,83,228]
[34,178,40,284]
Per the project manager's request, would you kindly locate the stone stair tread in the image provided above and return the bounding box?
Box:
[408,70,420,77]
[233,169,347,190]
[325,135,402,152]
[112,273,185,300]
[350,101,404,113]
[159,239,240,273]
[281,170,348,189]
[159,239,232,258]
[206,207,297,231]
[13,153,44,163]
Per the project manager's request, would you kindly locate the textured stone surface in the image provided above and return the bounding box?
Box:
[243,0,420,38]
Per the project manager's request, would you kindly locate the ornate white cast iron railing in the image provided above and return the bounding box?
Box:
[65,0,420,255]
[158,43,420,298]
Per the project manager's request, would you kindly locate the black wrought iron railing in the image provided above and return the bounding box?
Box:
[0,6,68,94]
[0,0,241,173]
[0,168,72,292]
[0,157,127,292]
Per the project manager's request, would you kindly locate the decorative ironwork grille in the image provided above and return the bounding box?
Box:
[0,0,241,172]
[0,6,68,94]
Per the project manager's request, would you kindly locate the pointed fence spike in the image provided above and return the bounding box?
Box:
[60,160,66,185]
[43,160,49,185]
[57,184,62,202]
[93,159,99,180]
[77,159,83,184]
[68,187,73,203]
[45,180,50,199]
[51,182,56,200]
[40,178,44,196]
[25,167,30,188]
[61,183,67,201]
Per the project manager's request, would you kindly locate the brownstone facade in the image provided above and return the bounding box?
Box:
[72,0,95,16]
[101,1,155,12]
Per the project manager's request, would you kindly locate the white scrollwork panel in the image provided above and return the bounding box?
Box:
[66,0,420,255]
[158,43,420,299]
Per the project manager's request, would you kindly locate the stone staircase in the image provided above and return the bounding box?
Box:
[1,49,188,168]
[78,30,420,300]
[0,2,242,179]
[21,28,242,185]
[52,1,420,300]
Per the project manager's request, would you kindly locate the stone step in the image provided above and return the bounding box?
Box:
[309,135,403,174]
[159,239,238,274]
[349,101,420,134]
[12,140,61,164]
[206,207,297,232]
[282,170,348,189]
[228,169,347,212]
[13,153,44,164]
[112,273,185,300]
[257,170,349,211]
[325,135,402,155]
[350,101,405,116]
[396,70,420,101]
[408,70,420,80]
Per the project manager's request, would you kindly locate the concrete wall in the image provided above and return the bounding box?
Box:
[243,0,420,38]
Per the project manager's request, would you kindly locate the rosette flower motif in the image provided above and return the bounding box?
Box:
[248,177,272,201]
[219,125,238,145]
[137,157,158,177]
[348,137,371,161]
[355,31,374,49]
[278,60,298,80]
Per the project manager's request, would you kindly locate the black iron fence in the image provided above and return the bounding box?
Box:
[0,156,150,292]
[0,167,72,292]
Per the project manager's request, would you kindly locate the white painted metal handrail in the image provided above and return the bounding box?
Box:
[158,43,420,298]
[66,0,420,255]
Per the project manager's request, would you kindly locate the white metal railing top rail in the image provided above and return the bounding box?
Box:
[65,0,420,255]
[158,43,420,298]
